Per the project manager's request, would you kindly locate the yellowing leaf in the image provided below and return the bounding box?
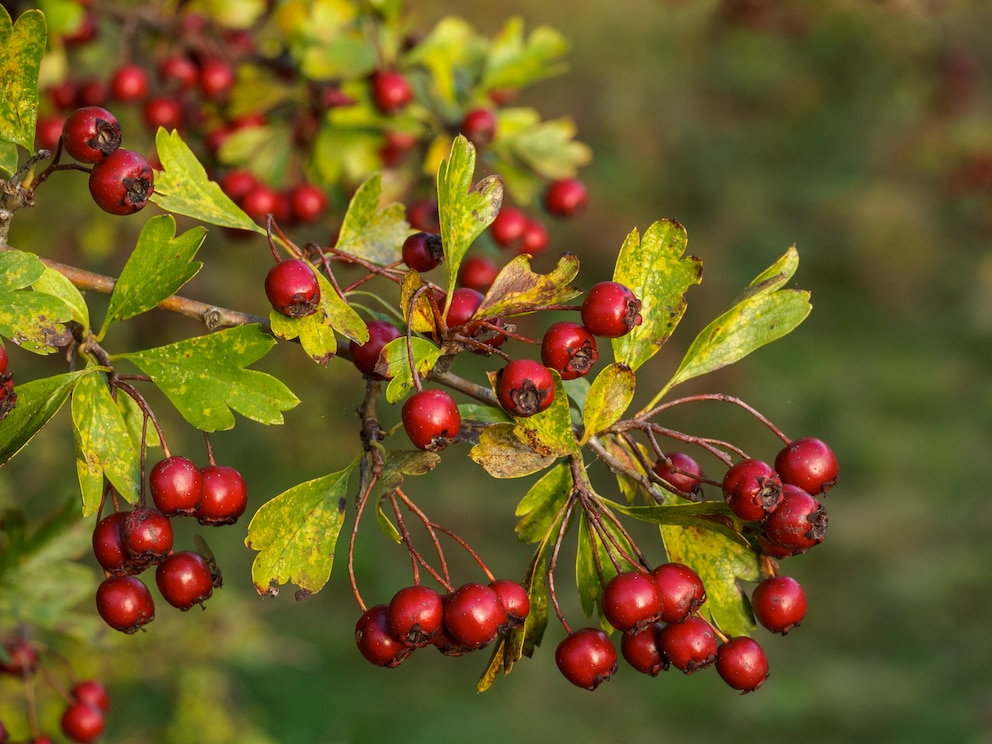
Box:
[0,7,46,153]
[477,252,581,319]
[580,363,635,445]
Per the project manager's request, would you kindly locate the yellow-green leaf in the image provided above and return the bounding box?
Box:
[470,422,560,479]
[0,7,46,153]
[337,173,411,266]
[579,363,635,445]
[0,370,93,466]
[515,460,572,543]
[380,336,444,404]
[476,252,581,319]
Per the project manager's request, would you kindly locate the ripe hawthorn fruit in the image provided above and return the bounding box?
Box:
[543,177,588,218]
[149,455,203,516]
[457,254,499,292]
[0,638,38,677]
[355,604,412,667]
[198,59,236,99]
[518,217,550,255]
[658,616,719,674]
[290,183,328,223]
[60,701,104,744]
[489,205,528,248]
[651,562,707,623]
[158,55,198,88]
[441,582,508,649]
[488,580,530,629]
[195,465,248,526]
[652,452,705,496]
[555,628,618,690]
[370,70,414,114]
[241,183,280,223]
[109,63,149,103]
[620,622,667,676]
[0,346,8,374]
[461,107,497,147]
[350,320,403,379]
[541,321,599,380]
[386,585,444,647]
[91,511,130,574]
[721,458,783,522]
[715,636,770,693]
[402,232,444,272]
[751,575,807,635]
[95,575,155,634]
[120,507,174,568]
[775,437,839,495]
[71,680,110,712]
[407,198,440,233]
[601,570,664,633]
[265,259,321,318]
[580,281,643,338]
[88,148,154,215]
[142,95,183,131]
[401,389,460,452]
[496,359,555,417]
[761,484,827,554]
[156,551,215,611]
[61,106,122,163]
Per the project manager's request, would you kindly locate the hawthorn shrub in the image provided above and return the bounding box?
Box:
[0,1,839,737]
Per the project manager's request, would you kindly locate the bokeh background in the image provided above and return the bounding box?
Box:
[2,1,992,742]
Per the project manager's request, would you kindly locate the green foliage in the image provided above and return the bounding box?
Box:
[0,370,91,465]
[0,6,46,173]
[0,249,74,354]
[336,174,410,265]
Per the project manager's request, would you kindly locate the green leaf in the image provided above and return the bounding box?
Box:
[216,121,294,190]
[336,173,411,265]
[100,215,205,337]
[476,252,581,319]
[32,265,89,329]
[491,108,592,182]
[372,450,441,543]
[151,128,263,233]
[606,498,745,538]
[0,139,18,178]
[0,7,46,152]
[0,248,46,290]
[406,16,485,106]
[380,336,444,404]
[469,422,561,479]
[575,506,636,621]
[661,523,760,638]
[0,256,75,354]
[579,363,635,445]
[514,460,572,543]
[480,17,569,93]
[436,136,504,304]
[653,247,811,406]
[612,220,703,372]
[0,370,92,465]
[118,389,159,452]
[117,325,300,431]
[246,462,357,597]
[71,370,141,515]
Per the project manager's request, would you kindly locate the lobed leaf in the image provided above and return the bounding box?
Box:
[480,17,569,94]
[336,173,411,266]
[117,325,299,431]
[611,220,703,372]
[0,370,93,466]
[246,463,357,597]
[0,278,75,355]
[476,252,581,319]
[579,363,636,445]
[0,7,46,154]
[406,16,485,105]
[469,422,561,479]
[379,336,444,404]
[491,108,592,182]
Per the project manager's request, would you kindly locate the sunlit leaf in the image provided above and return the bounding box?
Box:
[0,7,46,152]
[480,17,569,93]
[405,16,485,105]
[515,460,572,543]
[379,336,444,404]
[0,253,74,354]
[336,173,411,265]
[32,265,89,329]
[0,370,92,465]
[579,363,635,445]
[477,252,581,318]
[469,422,560,479]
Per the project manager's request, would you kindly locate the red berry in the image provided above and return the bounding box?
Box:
[489,206,527,248]
[541,321,599,380]
[407,198,440,233]
[155,551,215,610]
[350,320,403,379]
[0,638,39,677]
[36,114,65,151]
[461,107,497,147]
[88,148,154,215]
[379,130,419,166]
[401,389,460,452]
[158,56,198,88]
[716,636,769,693]
[386,585,444,647]
[601,570,664,633]
[652,452,705,496]
[198,59,236,99]
[109,63,149,103]
[195,465,248,526]
[265,259,321,318]
[658,615,719,674]
[402,232,444,272]
[775,437,839,495]
[71,680,110,712]
[74,79,107,108]
[290,183,328,223]
[120,507,174,568]
[149,455,203,516]
[241,184,280,223]
[91,511,129,574]
[651,562,707,623]
[555,628,617,690]
[518,218,550,255]
[60,701,104,743]
[355,604,412,667]
[61,106,122,163]
[370,70,413,114]
[95,575,155,633]
[496,359,555,417]
[444,287,485,329]
[721,458,783,522]
[489,579,530,629]
[143,95,183,131]
[0,346,7,374]
[543,177,588,218]
[580,281,642,338]
[751,575,807,634]
[761,485,827,554]
[620,622,667,676]
[457,255,499,292]
[220,169,258,202]
[442,582,508,649]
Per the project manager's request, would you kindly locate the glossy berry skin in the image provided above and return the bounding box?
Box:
[370,70,413,114]
[496,359,555,418]
[71,680,110,712]
[751,575,807,634]
[60,701,104,743]
[601,570,664,633]
[265,259,321,318]
[658,615,719,674]
[195,465,248,526]
[716,636,770,693]
[652,452,705,496]
[543,177,588,218]
[355,604,412,667]
[386,585,444,647]
[461,107,497,147]
[401,389,460,452]
[442,582,508,649]
[61,106,121,163]
[402,232,444,272]
[541,321,599,380]
[95,575,155,634]
[91,511,129,574]
[489,580,530,628]
[519,218,550,255]
[489,206,528,247]
[290,183,328,223]
[155,551,215,611]
[761,485,827,554]
[621,622,667,676]
[349,320,403,379]
[120,507,174,568]
[457,255,499,292]
[580,281,643,338]
[109,64,149,103]
[445,288,506,351]
[555,628,618,690]
[88,148,154,215]
[149,455,202,516]
[775,437,839,495]
[652,562,707,623]
[721,458,783,522]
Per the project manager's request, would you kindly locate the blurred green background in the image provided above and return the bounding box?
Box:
[3,0,992,742]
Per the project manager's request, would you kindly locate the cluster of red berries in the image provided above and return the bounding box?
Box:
[0,635,111,743]
[355,579,530,668]
[56,105,154,216]
[90,456,245,633]
[0,345,16,422]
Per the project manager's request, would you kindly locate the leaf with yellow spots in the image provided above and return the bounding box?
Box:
[117,324,299,432]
